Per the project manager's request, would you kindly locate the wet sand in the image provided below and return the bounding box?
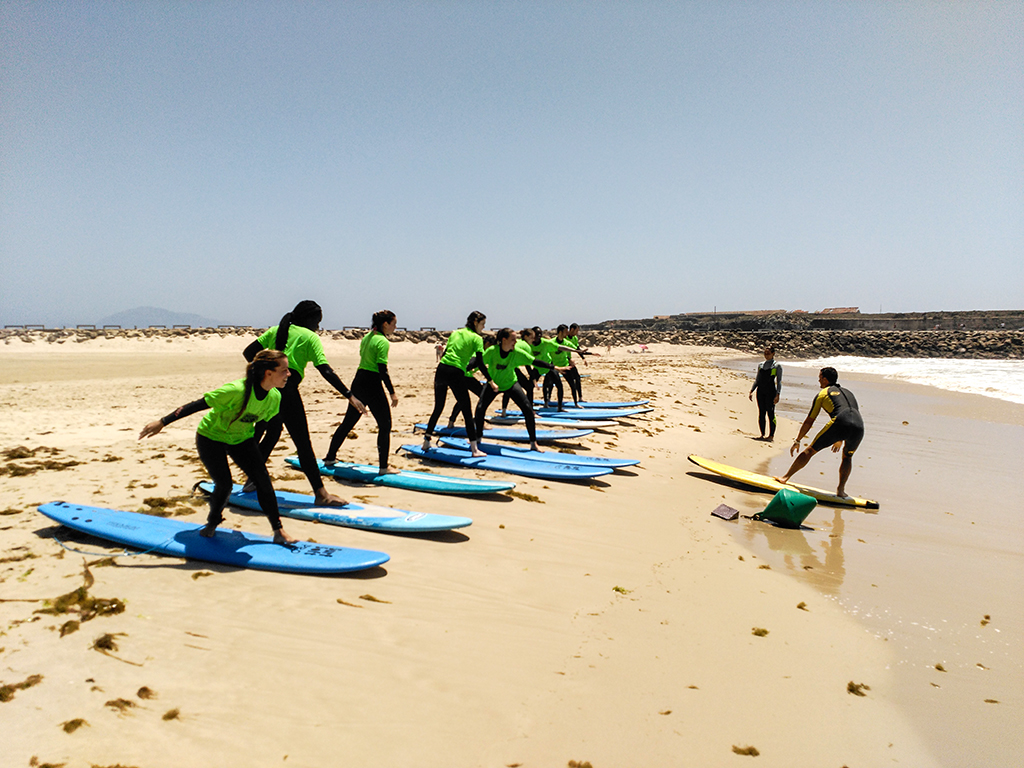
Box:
[722,356,1024,766]
[0,336,998,766]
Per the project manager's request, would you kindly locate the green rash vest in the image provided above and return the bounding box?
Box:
[482,344,536,392]
[357,330,390,372]
[550,340,571,367]
[197,379,282,445]
[530,337,559,365]
[439,327,484,372]
[256,325,328,379]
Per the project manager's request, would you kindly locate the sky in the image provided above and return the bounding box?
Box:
[1,1,1021,331]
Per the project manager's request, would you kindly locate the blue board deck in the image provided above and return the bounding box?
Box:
[439,438,640,469]
[414,424,593,442]
[486,415,619,429]
[535,399,649,409]
[399,445,614,480]
[38,501,389,574]
[286,457,514,495]
[201,483,473,533]
[533,406,652,419]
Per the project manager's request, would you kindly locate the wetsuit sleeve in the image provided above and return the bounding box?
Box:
[472,351,492,381]
[316,364,353,398]
[378,363,395,395]
[807,390,826,420]
[242,339,263,362]
[532,359,554,371]
[775,365,783,394]
[160,397,209,426]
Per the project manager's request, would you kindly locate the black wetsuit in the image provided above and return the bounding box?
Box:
[808,385,864,455]
[243,339,352,494]
[750,359,783,439]
[423,351,491,442]
[160,391,282,531]
[325,363,395,469]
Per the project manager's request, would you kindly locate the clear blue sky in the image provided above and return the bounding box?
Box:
[2,1,1021,330]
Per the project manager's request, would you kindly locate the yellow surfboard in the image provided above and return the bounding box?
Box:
[687,455,879,510]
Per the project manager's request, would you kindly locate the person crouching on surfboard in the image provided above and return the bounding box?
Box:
[139,349,297,545]
[774,366,864,499]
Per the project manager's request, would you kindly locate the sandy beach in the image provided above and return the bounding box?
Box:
[1,334,1018,767]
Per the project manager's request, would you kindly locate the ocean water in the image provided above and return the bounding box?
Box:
[785,356,1024,405]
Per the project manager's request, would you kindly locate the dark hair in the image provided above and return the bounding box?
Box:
[531,326,543,344]
[496,327,514,344]
[520,328,535,344]
[764,345,775,355]
[556,324,568,335]
[465,310,486,330]
[232,349,287,425]
[481,333,498,348]
[275,300,322,350]
[569,323,580,332]
[372,310,396,331]
[820,367,838,385]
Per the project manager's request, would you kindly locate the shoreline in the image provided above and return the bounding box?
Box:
[720,356,1024,766]
[2,338,1012,765]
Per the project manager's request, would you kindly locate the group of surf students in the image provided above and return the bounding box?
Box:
[140,301,591,544]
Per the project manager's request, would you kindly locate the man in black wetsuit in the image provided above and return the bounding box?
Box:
[774,367,864,498]
[748,345,783,440]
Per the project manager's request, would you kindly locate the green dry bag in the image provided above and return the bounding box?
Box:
[753,487,817,528]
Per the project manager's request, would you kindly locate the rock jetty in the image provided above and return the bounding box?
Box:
[2,325,1021,359]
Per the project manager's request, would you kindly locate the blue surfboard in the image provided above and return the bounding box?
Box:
[533,406,652,419]
[285,457,514,495]
[486,415,619,429]
[414,424,593,442]
[438,438,640,469]
[535,399,650,408]
[399,445,614,480]
[38,501,389,574]
[200,482,472,533]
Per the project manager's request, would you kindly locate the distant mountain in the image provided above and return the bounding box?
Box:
[96,306,226,328]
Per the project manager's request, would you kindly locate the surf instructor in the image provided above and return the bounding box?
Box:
[774,367,864,498]
[749,345,783,441]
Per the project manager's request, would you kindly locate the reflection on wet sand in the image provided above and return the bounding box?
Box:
[740,507,847,597]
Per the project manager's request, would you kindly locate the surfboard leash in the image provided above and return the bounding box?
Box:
[50,532,175,559]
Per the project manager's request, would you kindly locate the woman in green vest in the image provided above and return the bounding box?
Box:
[139,349,296,544]
[420,311,496,456]
[243,300,364,506]
[324,310,400,474]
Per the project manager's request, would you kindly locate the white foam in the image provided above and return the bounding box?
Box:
[787,356,1024,405]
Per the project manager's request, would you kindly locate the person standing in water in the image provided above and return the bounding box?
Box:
[243,300,364,506]
[421,311,496,457]
[748,345,783,441]
[775,367,864,498]
[323,310,400,475]
[139,350,297,544]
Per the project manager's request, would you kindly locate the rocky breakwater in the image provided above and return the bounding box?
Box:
[4,326,1020,359]
[0,326,447,345]
[577,328,1024,360]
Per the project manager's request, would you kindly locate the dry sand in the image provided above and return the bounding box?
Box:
[0,334,998,767]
